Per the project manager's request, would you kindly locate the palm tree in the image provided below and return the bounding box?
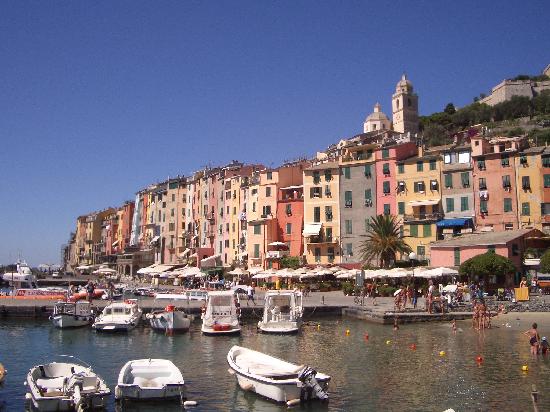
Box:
[359,215,411,268]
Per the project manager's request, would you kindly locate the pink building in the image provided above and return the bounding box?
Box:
[374,142,417,215]
[430,229,543,286]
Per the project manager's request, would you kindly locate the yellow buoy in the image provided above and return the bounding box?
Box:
[386,340,391,345]
[317,324,320,330]
[345,329,350,335]
[439,351,446,357]
[522,365,528,372]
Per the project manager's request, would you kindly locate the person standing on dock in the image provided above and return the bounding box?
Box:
[247,284,255,306]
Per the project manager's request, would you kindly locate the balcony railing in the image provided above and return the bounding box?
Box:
[403,212,444,223]
[266,250,290,259]
[308,235,339,244]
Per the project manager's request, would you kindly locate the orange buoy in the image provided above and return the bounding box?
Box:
[409,343,416,350]
[364,333,369,341]
[475,355,483,363]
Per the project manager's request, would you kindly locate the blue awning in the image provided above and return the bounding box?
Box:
[436,218,472,228]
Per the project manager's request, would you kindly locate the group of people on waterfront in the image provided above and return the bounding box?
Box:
[524,322,550,356]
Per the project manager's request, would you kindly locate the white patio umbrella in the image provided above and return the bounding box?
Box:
[277,268,297,278]
[293,267,308,275]
[336,272,355,280]
[93,267,117,275]
[247,266,263,275]
[328,266,344,273]
[227,267,247,276]
[316,269,334,276]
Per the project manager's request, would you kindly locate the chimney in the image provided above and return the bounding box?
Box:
[418,145,424,158]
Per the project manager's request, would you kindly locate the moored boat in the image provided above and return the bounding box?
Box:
[201,291,241,335]
[26,357,110,411]
[92,299,142,332]
[227,346,330,405]
[146,305,191,332]
[50,301,94,329]
[258,290,303,333]
[114,358,185,402]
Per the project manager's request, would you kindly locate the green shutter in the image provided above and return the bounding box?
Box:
[480,200,488,213]
[454,248,460,266]
[345,191,352,202]
[254,244,260,258]
[410,224,418,237]
[446,198,454,212]
[544,174,550,188]
[429,159,436,170]
[398,202,405,215]
[383,181,390,194]
[461,172,470,187]
[503,198,512,212]
[423,224,432,238]
[398,163,404,174]
[383,163,390,174]
[384,204,390,215]
[522,202,530,216]
[417,161,423,172]
[444,174,453,188]
[365,189,372,200]
[460,197,468,211]
[364,164,371,177]
[382,148,389,159]
[344,167,350,179]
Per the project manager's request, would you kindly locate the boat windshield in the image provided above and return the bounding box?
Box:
[210,296,232,307]
[268,295,291,312]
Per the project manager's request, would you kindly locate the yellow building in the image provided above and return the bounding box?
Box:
[515,147,546,230]
[229,175,246,265]
[395,151,442,261]
[303,161,341,264]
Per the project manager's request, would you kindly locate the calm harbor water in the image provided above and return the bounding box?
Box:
[1,316,549,411]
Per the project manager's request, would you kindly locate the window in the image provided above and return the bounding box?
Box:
[423,224,432,237]
[327,247,335,262]
[429,159,436,170]
[522,176,531,190]
[366,149,373,159]
[314,248,321,263]
[397,181,405,193]
[313,171,321,184]
[314,207,321,223]
[502,175,511,188]
[542,203,550,216]
[410,224,418,237]
[444,153,452,164]
[480,200,488,214]
[252,202,256,212]
[310,187,322,198]
[325,227,333,242]
[286,204,292,216]
[364,164,372,177]
[460,197,469,211]
[345,220,353,234]
[253,244,260,259]
[454,248,460,266]
[266,171,272,180]
[398,201,405,215]
[458,152,470,164]
[170,208,174,217]
[325,185,332,197]
[543,156,550,168]
[521,202,530,216]
[512,243,519,256]
[345,191,353,207]
[286,223,292,235]
[416,161,423,172]
[414,181,425,193]
[253,224,261,235]
[364,189,372,202]
[444,174,453,188]
[343,167,351,179]
[325,170,332,181]
[446,198,454,212]
[345,243,353,256]
[383,204,390,215]
[503,198,512,212]
[262,205,271,216]
[251,188,257,195]
[520,155,528,165]
[477,158,486,170]
[266,187,271,197]
[479,178,487,190]
[504,223,514,231]
[397,163,404,174]
[325,206,333,221]
[382,148,389,159]
[460,172,470,187]
[417,245,425,257]
[501,154,510,167]
[545,174,550,188]
[382,163,390,175]
[487,245,495,254]
[383,181,390,194]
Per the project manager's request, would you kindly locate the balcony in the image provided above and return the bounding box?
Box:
[266,250,290,259]
[403,212,444,223]
[308,235,339,244]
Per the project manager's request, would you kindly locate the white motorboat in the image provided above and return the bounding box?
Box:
[26,357,110,411]
[92,299,142,332]
[258,290,303,333]
[2,259,37,288]
[146,305,191,332]
[50,301,94,329]
[201,291,241,335]
[115,359,185,402]
[227,346,330,405]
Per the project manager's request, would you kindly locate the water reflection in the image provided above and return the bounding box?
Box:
[0,317,549,411]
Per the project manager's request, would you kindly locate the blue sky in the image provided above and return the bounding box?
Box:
[1,1,548,265]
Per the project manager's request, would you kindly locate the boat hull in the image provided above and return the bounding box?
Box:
[148,311,191,332]
[93,321,139,332]
[115,384,185,401]
[201,325,241,336]
[50,314,92,329]
[28,393,109,411]
[258,320,301,334]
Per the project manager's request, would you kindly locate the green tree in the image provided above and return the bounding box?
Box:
[422,123,448,146]
[540,250,550,274]
[444,103,456,115]
[280,256,301,269]
[359,215,411,268]
[459,252,516,278]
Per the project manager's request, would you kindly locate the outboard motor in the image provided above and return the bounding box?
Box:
[298,366,328,402]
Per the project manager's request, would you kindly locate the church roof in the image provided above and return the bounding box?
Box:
[396,73,413,92]
[365,103,389,122]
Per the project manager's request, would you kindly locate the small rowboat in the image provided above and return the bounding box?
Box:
[227,346,330,405]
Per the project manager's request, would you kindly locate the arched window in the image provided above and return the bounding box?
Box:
[408,98,412,107]
[396,99,400,109]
